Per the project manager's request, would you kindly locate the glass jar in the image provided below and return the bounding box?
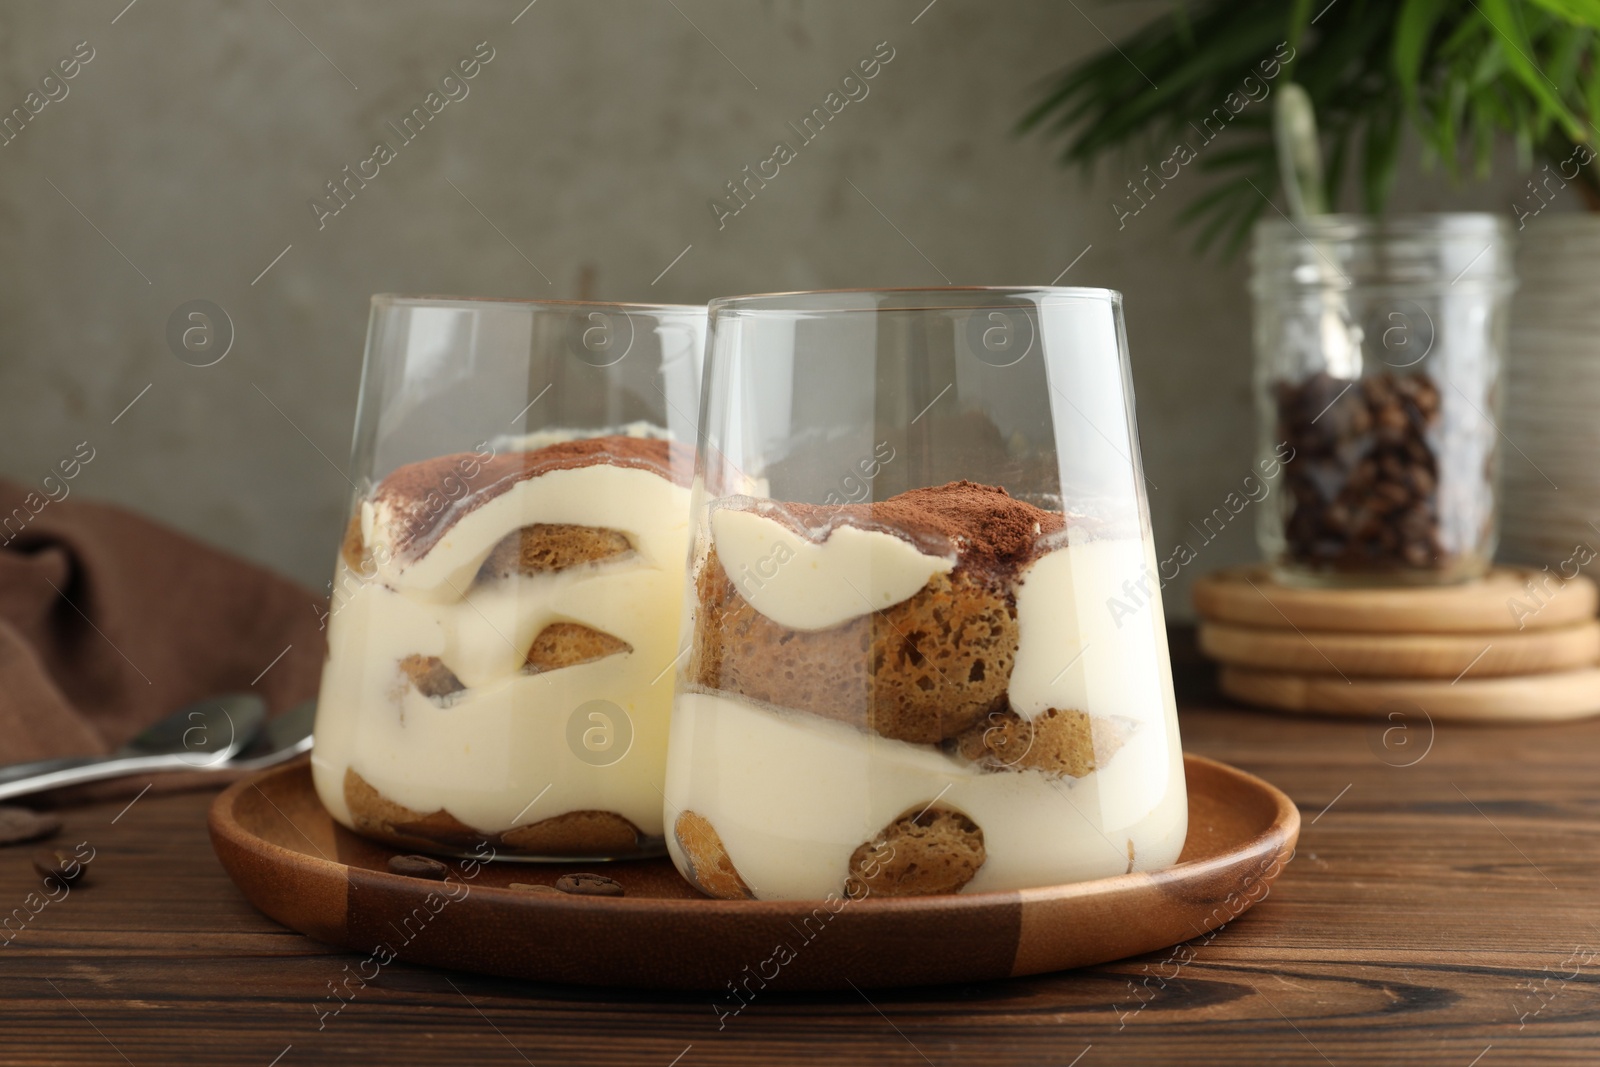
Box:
[1252,214,1514,586]
[664,287,1187,901]
[311,296,704,860]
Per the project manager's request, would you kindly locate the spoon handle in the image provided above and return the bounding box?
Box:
[0,753,193,802]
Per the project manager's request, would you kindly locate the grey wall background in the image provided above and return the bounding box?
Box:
[0,0,1567,616]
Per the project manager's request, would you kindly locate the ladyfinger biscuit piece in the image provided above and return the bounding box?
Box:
[478,523,631,580]
[525,622,632,673]
[846,804,986,898]
[674,810,754,899]
[398,654,467,700]
[345,768,648,856]
[500,810,642,854]
[951,706,1129,779]
[345,767,487,852]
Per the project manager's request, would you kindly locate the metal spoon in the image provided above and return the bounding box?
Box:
[0,692,266,802]
[230,699,316,770]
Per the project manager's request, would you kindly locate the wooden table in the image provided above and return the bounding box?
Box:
[4,634,1599,1066]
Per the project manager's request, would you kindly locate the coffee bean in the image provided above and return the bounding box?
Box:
[387,854,449,880]
[0,807,62,847]
[555,872,624,897]
[34,848,85,885]
[1275,370,1450,574]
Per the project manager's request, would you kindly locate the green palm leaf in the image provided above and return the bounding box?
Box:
[1021,0,1600,256]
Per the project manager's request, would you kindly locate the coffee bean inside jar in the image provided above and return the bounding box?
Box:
[1274,370,1445,573]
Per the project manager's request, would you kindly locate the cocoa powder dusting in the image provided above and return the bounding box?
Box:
[374,435,693,562]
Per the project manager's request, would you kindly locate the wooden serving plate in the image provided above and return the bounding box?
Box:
[1193,565,1597,634]
[209,756,1299,991]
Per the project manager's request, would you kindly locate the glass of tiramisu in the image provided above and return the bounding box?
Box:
[665,287,1187,899]
[312,296,703,859]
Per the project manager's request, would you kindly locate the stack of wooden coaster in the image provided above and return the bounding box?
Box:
[1192,566,1600,722]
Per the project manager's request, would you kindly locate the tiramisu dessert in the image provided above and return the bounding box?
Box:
[664,481,1188,899]
[311,432,693,858]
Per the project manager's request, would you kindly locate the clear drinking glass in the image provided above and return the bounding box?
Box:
[1251,214,1514,586]
[664,287,1187,901]
[312,296,703,859]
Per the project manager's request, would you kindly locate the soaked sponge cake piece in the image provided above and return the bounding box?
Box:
[525,622,632,673]
[477,523,632,580]
[846,804,986,898]
[344,768,652,858]
[951,706,1130,779]
[398,654,466,701]
[692,553,1016,743]
[673,810,754,900]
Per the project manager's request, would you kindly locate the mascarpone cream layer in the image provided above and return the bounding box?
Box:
[1009,535,1174,723]
[664,687,1187,900]
[708,507,955,631]
[312,463,691,838]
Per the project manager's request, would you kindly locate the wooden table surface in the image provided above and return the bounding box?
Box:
[4,633,1600,1066]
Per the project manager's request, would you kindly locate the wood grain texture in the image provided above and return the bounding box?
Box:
[1220,664,1600,722]
[3,629,1599,1065]
[1200,619,1600,678]
[207,755,1295,990]
[1193,565,1598,633]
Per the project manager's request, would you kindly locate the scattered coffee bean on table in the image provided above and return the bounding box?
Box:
[1274,370,1447,572]
[555,872,624,897]
[0,807,63,846]
[34,848,86,886]
[387,854,450,880]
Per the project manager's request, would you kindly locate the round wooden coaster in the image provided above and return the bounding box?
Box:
[1193,565,1597,634]
[1199,619,1600,679]
[209,756,1298,990]
[1219,664,1600,722]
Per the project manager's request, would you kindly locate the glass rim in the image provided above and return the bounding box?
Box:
[708,285,1123,314]
[369,293,706,314]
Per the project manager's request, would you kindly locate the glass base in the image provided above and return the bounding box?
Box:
[344,824,667,864]
[438,843,668,864]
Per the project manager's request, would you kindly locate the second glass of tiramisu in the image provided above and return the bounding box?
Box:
[665,287,1187,900]
[312,296,703,859]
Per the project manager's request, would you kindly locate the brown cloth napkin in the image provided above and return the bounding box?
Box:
[0,479,326,771]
